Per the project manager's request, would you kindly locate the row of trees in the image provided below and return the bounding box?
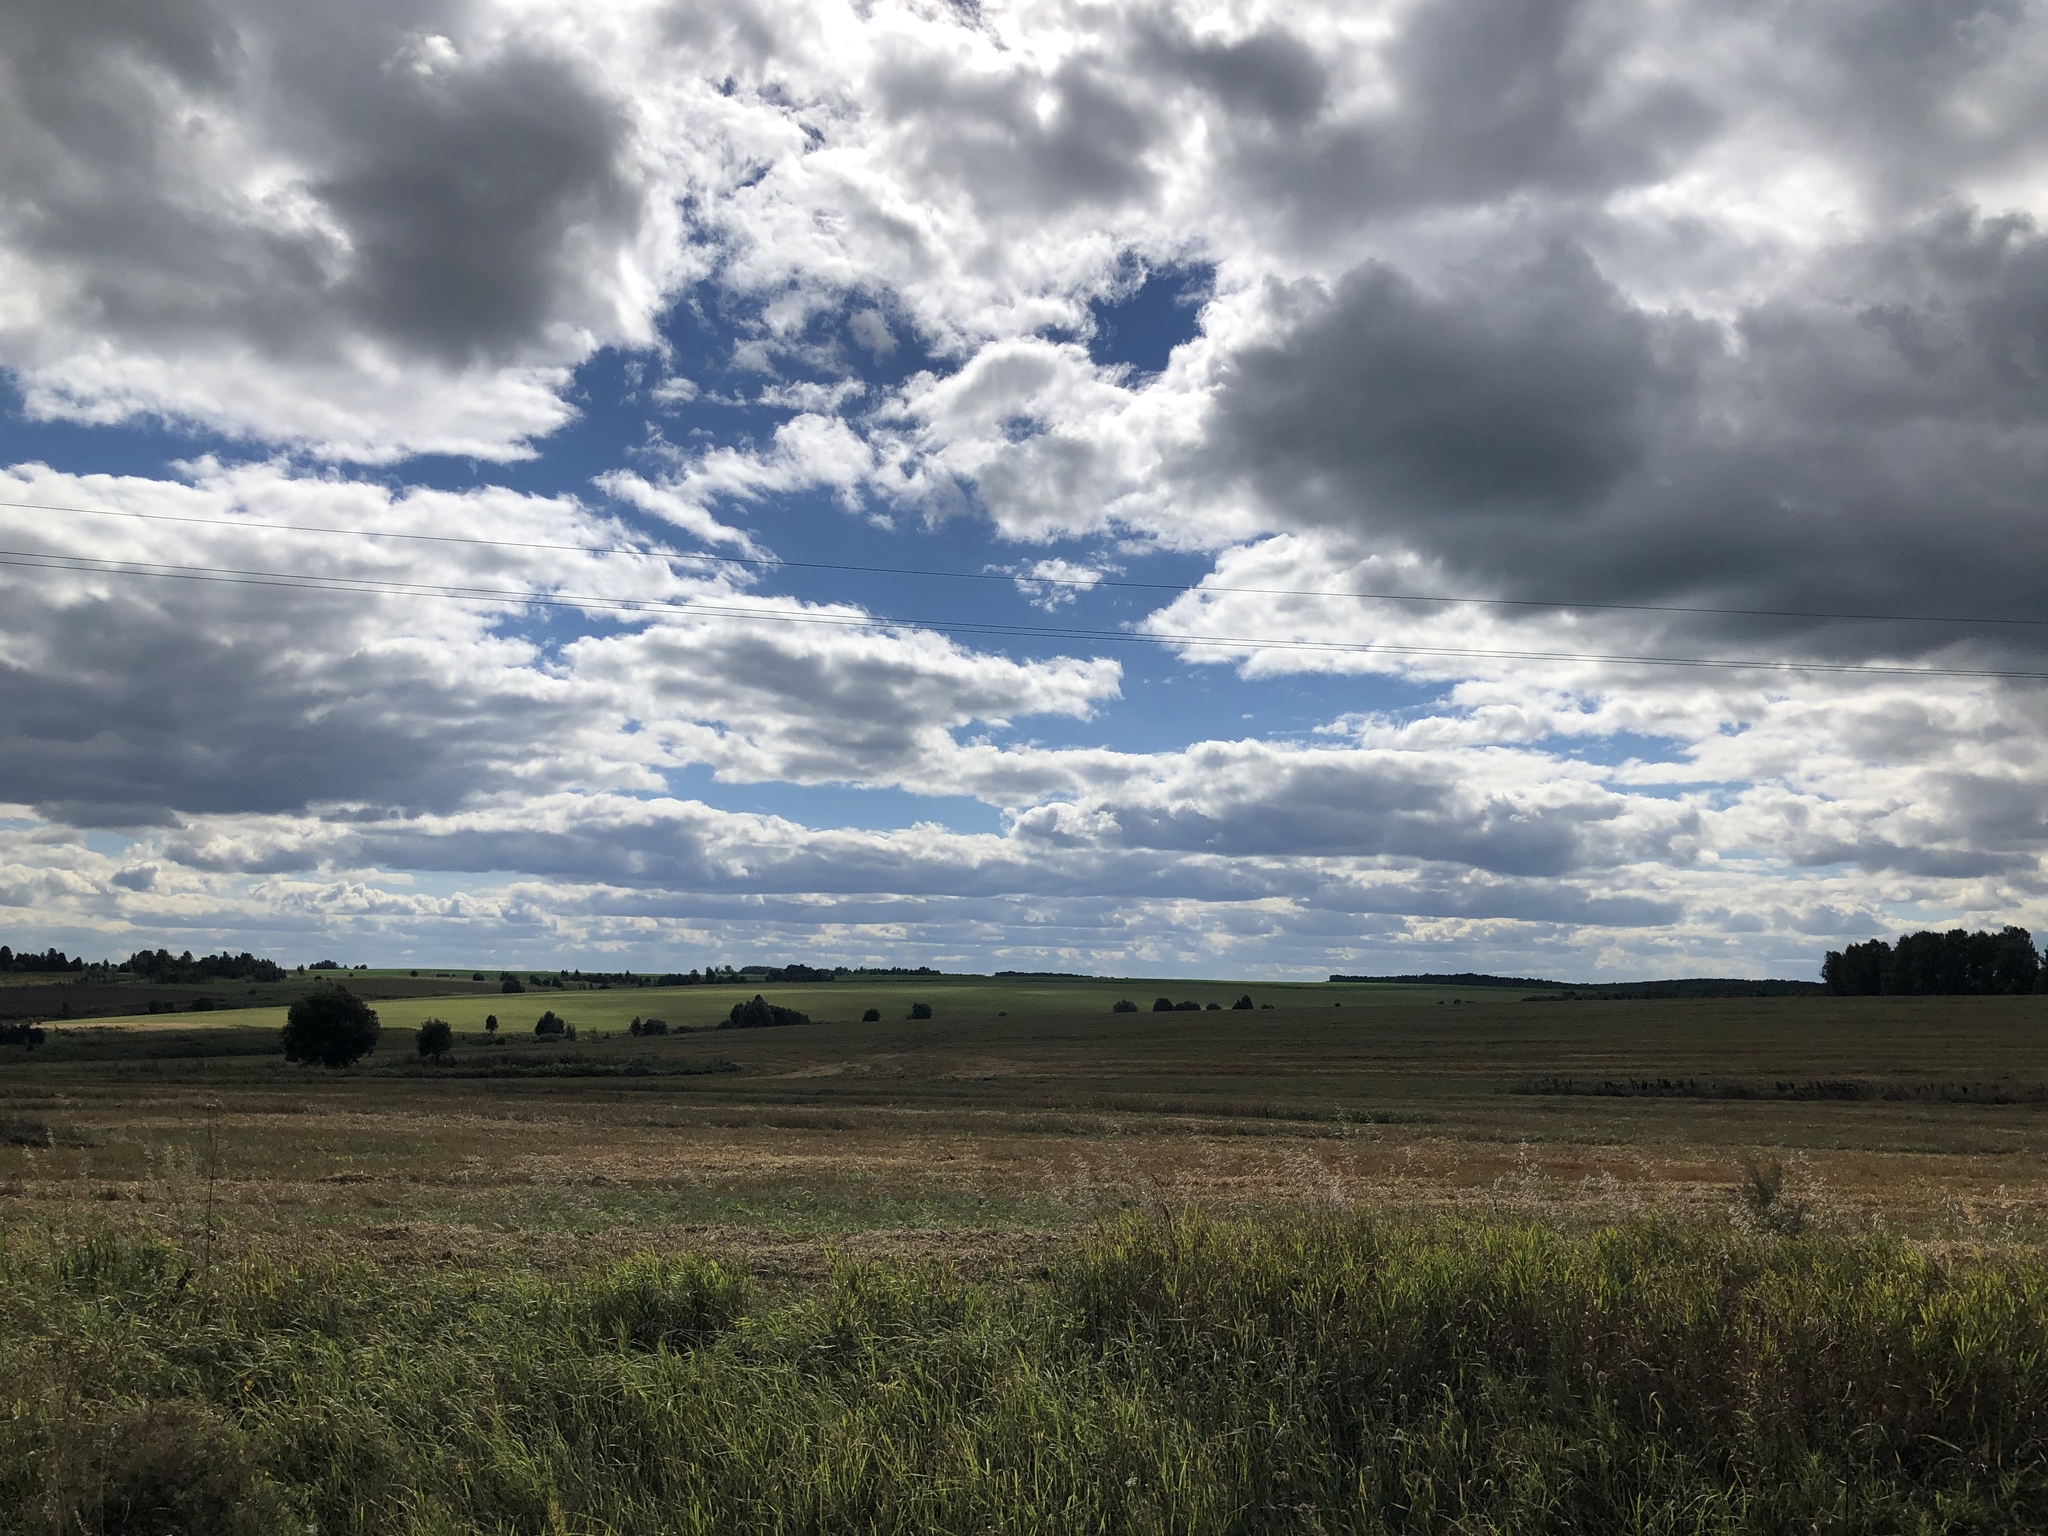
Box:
[1822,927,2043,996]
[0,945,85,973]
[121,948,286,984]
[1123,995,1258,1013]
[2,943,293,980]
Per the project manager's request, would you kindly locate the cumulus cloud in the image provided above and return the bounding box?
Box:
[0,463,1119,825]
[0,0,689,457]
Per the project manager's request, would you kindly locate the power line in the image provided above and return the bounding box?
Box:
[1,493,2040,629]
[5,546,2046,682]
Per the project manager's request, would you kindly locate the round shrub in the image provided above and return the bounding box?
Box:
[861,1007,881,1022]
[280,986,380,1068]
[909,1001,932,1020]
[416,1019,453,1060]
[1151,997,1174,1012]
[1112,999,1138,1013]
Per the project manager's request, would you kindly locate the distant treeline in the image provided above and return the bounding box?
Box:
[1332,972,1823,999]
[121,948,286,984]
[2,944,290,981]
[0,946,85,973]
[1333,972,1557,989]
[1823,927,2043,996]
[501,963,947,991]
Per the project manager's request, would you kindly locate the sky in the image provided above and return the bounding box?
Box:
[4,0,2048,980]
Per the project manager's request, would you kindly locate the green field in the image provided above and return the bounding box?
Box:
[69,972,1480,1033]
[5,982,2047,1529]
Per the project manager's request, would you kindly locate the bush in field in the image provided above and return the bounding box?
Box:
[862,1007,881,1022]
[1112,999,1138,1013]
[1734,1155,1813,1236]
[416,1019,453,1061]
[535,1010,567,1038]
[629,1017,669,1037]
[501,975,524,994]
[909,1001,932,1020]
[1174,1000,1201,1012]
[1151,997,1174,1012]
[484,1014,498,1035]
[1232,994,1253,1010]
[719,995,810,1030]
[280,986,380,1068]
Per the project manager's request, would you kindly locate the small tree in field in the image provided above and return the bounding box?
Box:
[535,1010,567,1038]
[1232,994,1254,1010]
[909,1002,932,1020]
[282,986,381,1068]
[416,1019,453,1061]
[1151,997,1174,1012]
[862,1007,881,1022]
[1112,998,1138,1013]
[485,1014,498,1036]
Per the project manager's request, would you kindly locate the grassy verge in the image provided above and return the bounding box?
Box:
[3,1212,2042,1534]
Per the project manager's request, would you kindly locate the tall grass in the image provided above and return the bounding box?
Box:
[2,1212,2042,1533]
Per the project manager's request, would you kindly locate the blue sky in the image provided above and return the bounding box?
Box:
[3,0,2047,979]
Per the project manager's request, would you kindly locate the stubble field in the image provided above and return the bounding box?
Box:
[8,980,2048,1261]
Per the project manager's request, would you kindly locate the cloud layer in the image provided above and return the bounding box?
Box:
[5,0,2048,975]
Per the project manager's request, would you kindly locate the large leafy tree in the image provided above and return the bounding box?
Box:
[281,986,381,1068]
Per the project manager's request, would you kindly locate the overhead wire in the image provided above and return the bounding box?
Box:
[0,493,2040,629]
[4,544,2047,683]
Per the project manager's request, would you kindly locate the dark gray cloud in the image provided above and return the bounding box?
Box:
[871,50,1161,218]
[307,44,642,369]
[1166,0,1715,243]
[1195,211,2048,666]
[0,582,585,822]
[1207,243,1677,520]
[0,0,640,368]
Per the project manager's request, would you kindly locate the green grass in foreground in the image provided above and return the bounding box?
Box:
[3,1213,2042,1534]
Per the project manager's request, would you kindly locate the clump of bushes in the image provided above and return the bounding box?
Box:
[415,1020,453,1061]
[718,995,809,1030]
[909,1001,932,1020]
[1112,999,1138,1013]
[628,1017,669,1037]
[861,1008,881,1022]
[534,1010,575,1040]
[1232,994,1253,1010]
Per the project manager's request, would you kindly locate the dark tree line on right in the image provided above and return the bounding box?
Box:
[1823,926,2043,996]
